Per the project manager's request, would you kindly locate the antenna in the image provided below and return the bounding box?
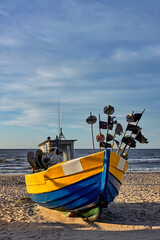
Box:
[58,100,60,137]
[58,100,66,139]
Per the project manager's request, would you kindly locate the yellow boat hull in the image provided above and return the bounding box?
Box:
[25,150,128,220]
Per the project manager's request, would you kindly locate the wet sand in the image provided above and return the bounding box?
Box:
[0,172,160,239]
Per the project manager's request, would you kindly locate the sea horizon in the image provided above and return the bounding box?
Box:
[0,148,160,175]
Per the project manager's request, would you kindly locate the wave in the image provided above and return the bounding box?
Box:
[128,158,160,164]
[0,158,26,163]
[128,167,160,172]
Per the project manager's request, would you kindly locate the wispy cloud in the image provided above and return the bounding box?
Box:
[0,0,160,148]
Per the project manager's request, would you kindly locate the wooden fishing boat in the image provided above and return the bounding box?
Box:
[25,105,148,221]
[25,149,128,221]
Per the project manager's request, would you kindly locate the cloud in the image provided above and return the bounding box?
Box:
[2,108,57,127]
[0,38,20,47]
[0,0,160,148]
[0,43,159,115]
[36,66,78,80]
[112,45,160,62]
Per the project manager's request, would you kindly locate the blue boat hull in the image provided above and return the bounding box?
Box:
[26,150,128,220]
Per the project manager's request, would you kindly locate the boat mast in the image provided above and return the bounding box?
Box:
[58,100,60,138]
[58,100,66,139]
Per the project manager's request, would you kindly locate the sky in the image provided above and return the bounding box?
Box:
[0,0,160,149]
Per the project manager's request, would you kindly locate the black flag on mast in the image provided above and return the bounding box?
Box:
[135,131,148,143]
[100,142,112,149]
[106,134,114,141]
[115,123,123,136]
[99,116,117,130]
[126,124,141,134]
[122,136,136,148]
[99,121,112,130]
[108,116,117,124]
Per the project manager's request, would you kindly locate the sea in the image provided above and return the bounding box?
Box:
[0,149,160,175]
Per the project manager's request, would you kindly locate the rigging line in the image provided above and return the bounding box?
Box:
[61,112,64,128]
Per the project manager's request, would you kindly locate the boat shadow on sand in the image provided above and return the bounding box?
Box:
[16,197,160,227]
[1,199,160,240]
[98,202,160,226]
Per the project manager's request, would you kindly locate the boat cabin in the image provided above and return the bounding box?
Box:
[38,136,77,161]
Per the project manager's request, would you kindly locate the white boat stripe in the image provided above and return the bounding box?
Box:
[62,158,83,176]
[117,157,126,171]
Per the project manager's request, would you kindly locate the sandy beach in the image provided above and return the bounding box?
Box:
[0,172,160,240]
